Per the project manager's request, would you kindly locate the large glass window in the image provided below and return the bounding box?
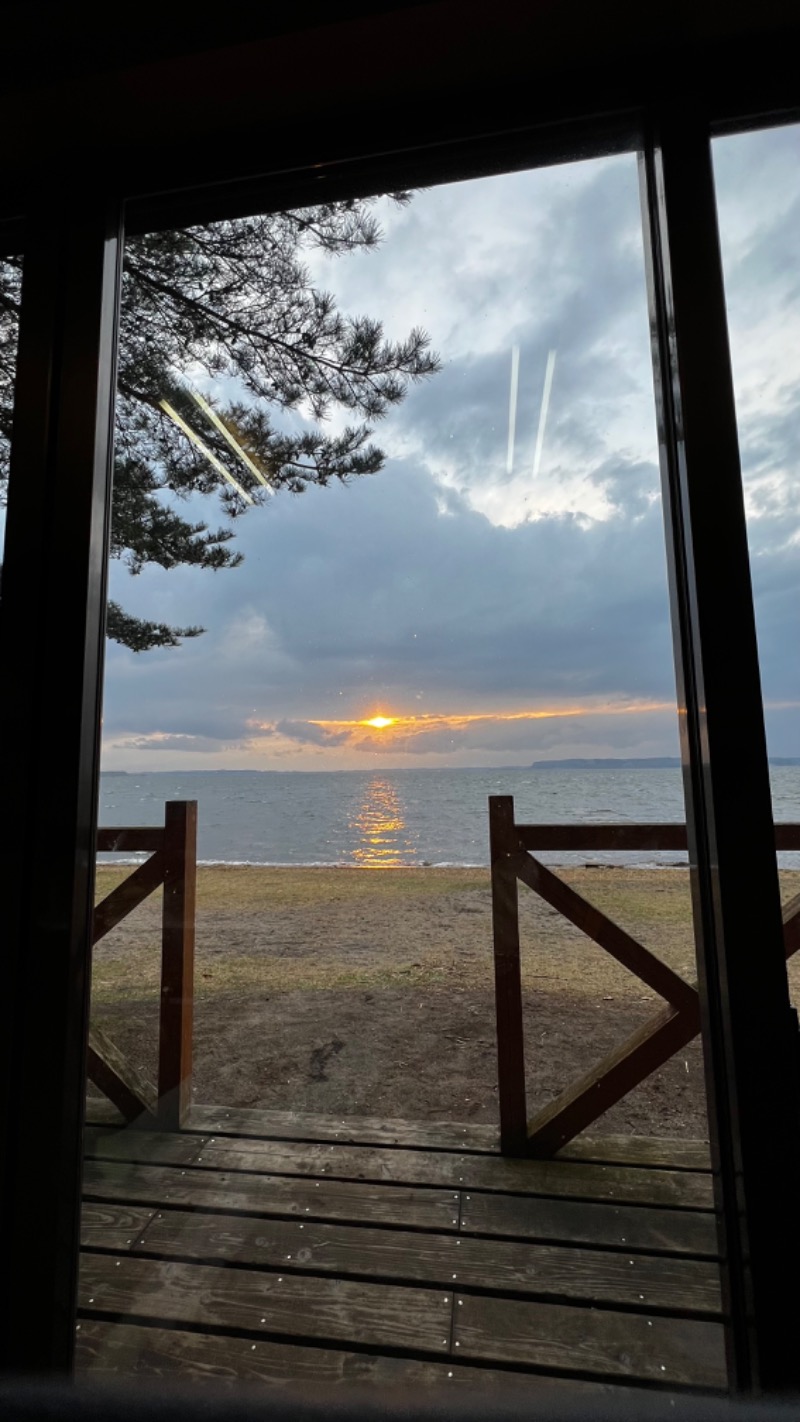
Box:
[78,154,721,1394]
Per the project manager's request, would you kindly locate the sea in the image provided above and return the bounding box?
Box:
[98,766,800,870]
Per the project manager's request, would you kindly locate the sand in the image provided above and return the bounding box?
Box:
[90,863,800,1138]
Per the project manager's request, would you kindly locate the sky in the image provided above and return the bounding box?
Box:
[94,125,800,771]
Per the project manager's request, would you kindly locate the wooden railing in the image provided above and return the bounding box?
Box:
[89,800,197,1130]
[489,795,800,1157]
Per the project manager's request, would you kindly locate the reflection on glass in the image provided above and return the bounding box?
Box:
[349,777,417,867]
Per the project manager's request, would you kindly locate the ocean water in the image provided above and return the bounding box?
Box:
[98,766,800,870]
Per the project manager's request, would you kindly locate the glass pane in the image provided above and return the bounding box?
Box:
[713,122,800,1002]
[79,158,718,1394]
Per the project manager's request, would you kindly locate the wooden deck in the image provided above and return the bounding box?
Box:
[76,1106,724,1396]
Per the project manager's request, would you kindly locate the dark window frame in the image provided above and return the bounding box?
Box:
[1,88,800,1388]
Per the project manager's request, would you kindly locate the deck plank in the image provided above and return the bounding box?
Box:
[84,1127,207,1166]
[186,1106,500,1154]
[556,1137,711,1171]
[127,1208,722,1313]
[82,1159,461,1231]
[453,1293,726,1388]
[86,1101,711,1172]
[197,1137,713,1208]
[82,1157,717,1257]
[187,1108,712,1171]
[80,1203,156,1250]
[460,1191,717,1257]
[79,1253,451,1354]
[84,1101,712,1171]
[86,1126,713,1206]
[74,1320,628,1395]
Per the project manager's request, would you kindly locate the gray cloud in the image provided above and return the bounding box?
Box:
[101,136,800,767]
[113,733,243,754]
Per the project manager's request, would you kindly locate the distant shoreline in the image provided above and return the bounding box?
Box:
[529,756,800,769]
[100,758,800,774]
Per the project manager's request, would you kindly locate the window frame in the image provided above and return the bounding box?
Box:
[1,75,800,1387]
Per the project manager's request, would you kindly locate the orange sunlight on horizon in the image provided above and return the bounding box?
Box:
[323,700,676,738]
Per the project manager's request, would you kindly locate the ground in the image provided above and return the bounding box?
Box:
[90,864,800,1138]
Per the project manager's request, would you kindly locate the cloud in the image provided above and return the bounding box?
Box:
[99,135,800,769]
[247,703,678,759]
[112,733,243,754]
[270,719,350,747]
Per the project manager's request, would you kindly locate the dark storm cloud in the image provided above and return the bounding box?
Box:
[102,452,678,754]
[272,719,350,746]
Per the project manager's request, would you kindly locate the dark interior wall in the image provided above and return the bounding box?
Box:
[1,0,799,222]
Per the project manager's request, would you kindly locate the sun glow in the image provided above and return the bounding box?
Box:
[321,701,674,737]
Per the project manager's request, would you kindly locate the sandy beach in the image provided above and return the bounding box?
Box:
[90,864,800,1138]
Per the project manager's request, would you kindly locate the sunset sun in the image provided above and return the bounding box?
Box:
[364,716,396,729]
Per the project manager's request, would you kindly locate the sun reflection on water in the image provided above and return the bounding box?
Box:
[349,777,417,867]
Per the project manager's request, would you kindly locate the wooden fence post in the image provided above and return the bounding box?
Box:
[158,800,197,1130]
[489,795,528,1154]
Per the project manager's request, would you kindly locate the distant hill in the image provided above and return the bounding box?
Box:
[531,756,800,769]
[531,757,681,770]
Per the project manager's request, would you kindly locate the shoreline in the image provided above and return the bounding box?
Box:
[97,856,696,869]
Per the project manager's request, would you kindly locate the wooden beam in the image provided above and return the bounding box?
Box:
[92,851,165,945]
[518,824,689,852]
[157,801,197,1131]
[510,850,699,1012]
[782,890,800,960]
[526,1002,700,1158]
[86,1025,156,1126]
[526,892,800,1158]
[489,797,528,1154]
[514,824,800,851]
